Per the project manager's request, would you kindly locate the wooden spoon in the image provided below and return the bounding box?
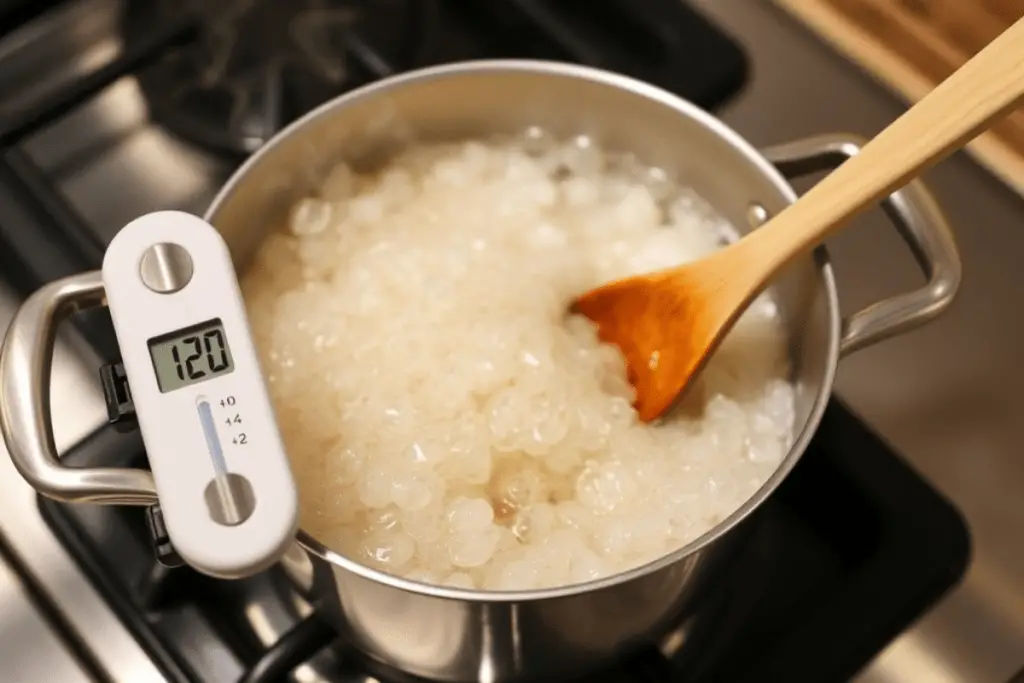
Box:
[573,16,1024,423]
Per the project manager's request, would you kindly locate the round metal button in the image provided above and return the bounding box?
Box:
[139,242,194,293]
[204,473,256,526]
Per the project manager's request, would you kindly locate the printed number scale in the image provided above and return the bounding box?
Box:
[102,211,298,578]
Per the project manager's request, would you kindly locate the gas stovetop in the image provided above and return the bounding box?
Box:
[0,1,970,682]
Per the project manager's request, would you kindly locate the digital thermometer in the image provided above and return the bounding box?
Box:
[102,211,298,579]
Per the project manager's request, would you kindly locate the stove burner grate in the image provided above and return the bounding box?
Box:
[124,0,437,156]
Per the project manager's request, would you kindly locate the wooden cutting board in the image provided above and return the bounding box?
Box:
[772,0,1024,195]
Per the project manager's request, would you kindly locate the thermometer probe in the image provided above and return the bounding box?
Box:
[102,211,298,578]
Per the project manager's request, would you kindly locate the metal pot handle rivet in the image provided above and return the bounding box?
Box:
[761,133,962,357]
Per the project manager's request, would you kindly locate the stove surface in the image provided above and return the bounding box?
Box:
[0,1,972,682]
[122,0,747,156]
[124,0,435,155]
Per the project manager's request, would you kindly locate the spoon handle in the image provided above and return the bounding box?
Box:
[736,15,1024,277]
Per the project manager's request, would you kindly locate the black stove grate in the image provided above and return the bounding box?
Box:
[0,0,67,36]
[0,7,200,360]
[123,0,439,155]
[39,401,970,683]
[118,0,747,157]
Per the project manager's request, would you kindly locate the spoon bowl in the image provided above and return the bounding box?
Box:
[572,251,748,422]
[573,14,1024,422]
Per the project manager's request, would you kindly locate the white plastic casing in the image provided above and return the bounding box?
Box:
[102,210,298,579]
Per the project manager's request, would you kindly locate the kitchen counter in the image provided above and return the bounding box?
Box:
[693,1,1024,681]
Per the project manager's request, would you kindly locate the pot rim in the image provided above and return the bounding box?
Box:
[207,59,840,603]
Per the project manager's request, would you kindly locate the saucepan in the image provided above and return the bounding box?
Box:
[0,61,960,681]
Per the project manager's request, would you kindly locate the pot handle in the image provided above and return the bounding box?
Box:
[0,270,158,505]
[761,133,962,357]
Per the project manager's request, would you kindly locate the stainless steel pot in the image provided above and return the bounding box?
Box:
[0,61,960,682]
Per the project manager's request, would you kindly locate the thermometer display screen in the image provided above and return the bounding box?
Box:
[148,318,235,393]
